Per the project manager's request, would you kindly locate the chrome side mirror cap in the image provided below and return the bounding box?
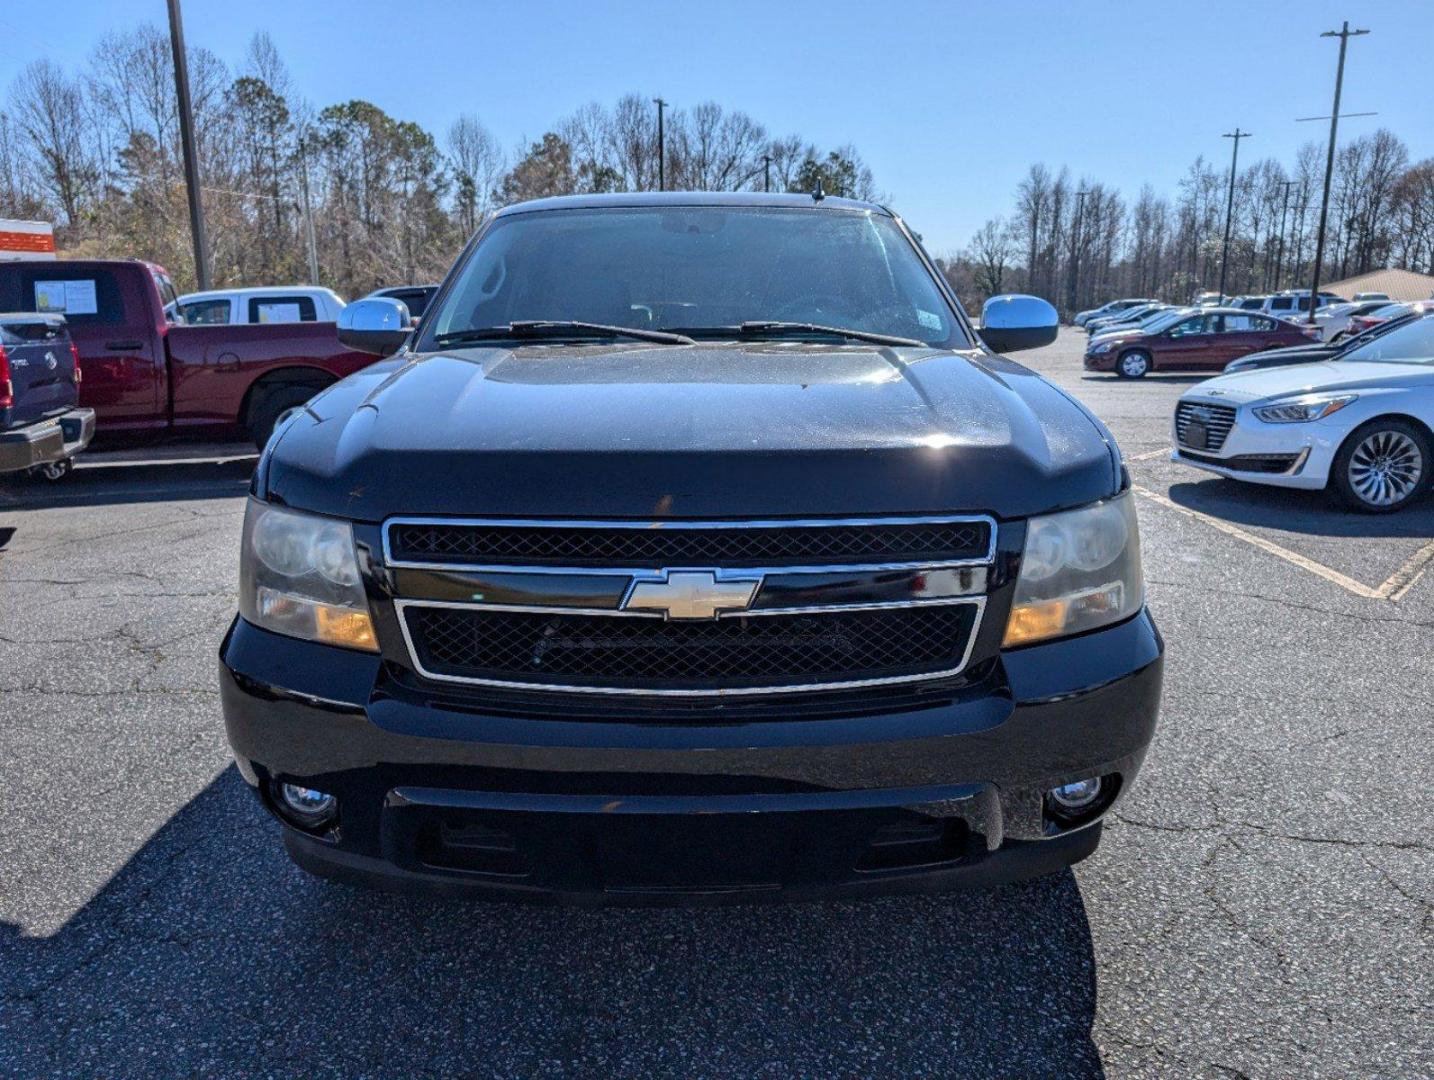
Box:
[338,297,411,356]
[978,294,1059,353]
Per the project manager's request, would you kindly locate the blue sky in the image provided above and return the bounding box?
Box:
[2,0,1431,253]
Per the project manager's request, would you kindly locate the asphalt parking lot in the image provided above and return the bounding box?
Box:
[1,328,1429,1078]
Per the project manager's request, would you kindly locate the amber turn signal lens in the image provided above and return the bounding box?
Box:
[314,604,378,650]
[1003,598,1069,646]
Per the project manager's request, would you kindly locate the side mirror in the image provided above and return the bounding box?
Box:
[978,294,1059,353]
[338,297,411,356]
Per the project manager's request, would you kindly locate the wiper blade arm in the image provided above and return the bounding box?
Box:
[735,321,925,347]
[435,321,694,346]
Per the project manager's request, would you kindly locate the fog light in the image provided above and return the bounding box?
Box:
[1048,777,1103,813]
[277,782,337,827]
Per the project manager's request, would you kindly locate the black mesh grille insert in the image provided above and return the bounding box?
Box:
[388,520,992,568]
[404,603,979,691]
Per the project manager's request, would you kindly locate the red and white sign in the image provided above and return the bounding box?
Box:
[0,219,56,260]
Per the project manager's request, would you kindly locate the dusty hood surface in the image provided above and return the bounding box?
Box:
[264,342,1119,522]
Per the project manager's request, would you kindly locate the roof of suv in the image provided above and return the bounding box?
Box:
[493,191,891,217]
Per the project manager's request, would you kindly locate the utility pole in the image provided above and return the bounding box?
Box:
[1271,179,1296,290]
[1067,188,1086,315]
[653,97,667,191]
[1304,21,1370,323]
[762,154,772,194]
[1217,128,1251,305]
[297,128,320,285]
[166,0,210,290]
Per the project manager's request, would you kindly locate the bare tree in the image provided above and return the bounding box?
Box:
[606,94,658,192]
[669,102,766,191]
[967,216,1014,298]
[447,113,502,233]
[9,60,96,226]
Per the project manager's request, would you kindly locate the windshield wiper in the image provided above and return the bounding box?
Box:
[434,321,695,346]
[672,322,926,348]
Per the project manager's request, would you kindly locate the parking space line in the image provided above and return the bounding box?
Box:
[1379,539,1434,602]
[1126,448,1169,462]
[1132,485,1387,600]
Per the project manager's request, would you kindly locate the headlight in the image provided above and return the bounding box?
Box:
[1252,394,1356,423]
[239,498,378,651]
[1004,492,1144,647]
[1090,341,1114,354]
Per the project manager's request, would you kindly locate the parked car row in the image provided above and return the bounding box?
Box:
[1083,302,1174,336]
[1072,297,1158,327]
[1083,288,1367,331]
[1171,309,1434,513]
[0,262,439,477]
[1078,289,1432,512]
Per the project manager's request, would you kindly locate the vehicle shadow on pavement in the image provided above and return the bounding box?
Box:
[0,460,253,512]
[1079,374,1211,385]
[1,768,1105,1078]
[1165,478,1434,538]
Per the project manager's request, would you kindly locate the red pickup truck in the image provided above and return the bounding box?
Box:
[0,259,376,447]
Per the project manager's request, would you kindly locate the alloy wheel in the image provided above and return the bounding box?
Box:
[1347,430,1423,507]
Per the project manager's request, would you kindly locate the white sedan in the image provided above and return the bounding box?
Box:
[1171,312,1434,512]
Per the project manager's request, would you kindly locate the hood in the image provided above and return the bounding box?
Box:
[1185,359,1434,404]
[1089,328,1146,345]
[264,342,1119,522]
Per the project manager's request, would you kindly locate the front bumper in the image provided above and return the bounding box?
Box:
[220,610,1163,902]
[1083,350,1118,371]
[1171,402,1336,489]
[0,407,95,474]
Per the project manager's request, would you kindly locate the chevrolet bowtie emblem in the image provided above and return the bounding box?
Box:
[623,570,760,620]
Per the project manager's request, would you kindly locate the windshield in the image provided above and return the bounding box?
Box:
[1339,314,1434,365]
[422,206,971,350]
[1139,309,1186,333]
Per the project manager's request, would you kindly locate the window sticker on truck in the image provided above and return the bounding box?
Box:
[255,301,303,323]
[34,279,98,315]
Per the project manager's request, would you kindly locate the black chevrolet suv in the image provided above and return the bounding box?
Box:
[220,193,1163,902]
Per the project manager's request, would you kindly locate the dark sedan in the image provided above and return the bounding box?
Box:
[1084,308,1317,378]
[1223,301,1434,373]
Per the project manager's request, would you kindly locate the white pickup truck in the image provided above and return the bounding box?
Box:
[173,286,346,326]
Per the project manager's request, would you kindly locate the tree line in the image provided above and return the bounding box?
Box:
[0,25,878,298]
[940,130,1434,316]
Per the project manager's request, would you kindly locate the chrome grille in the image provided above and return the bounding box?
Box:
[386,514,995,696]
[1174,401,1237,451]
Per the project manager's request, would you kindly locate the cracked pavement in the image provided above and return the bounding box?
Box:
[0,329,1429,1078]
